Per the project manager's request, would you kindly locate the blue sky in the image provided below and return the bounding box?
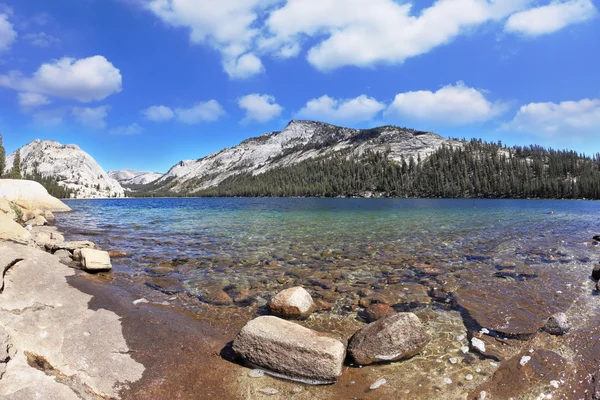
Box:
[0,0,599,173]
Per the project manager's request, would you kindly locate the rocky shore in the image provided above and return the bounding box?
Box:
[0,180,143,399]
[3,179,600,399]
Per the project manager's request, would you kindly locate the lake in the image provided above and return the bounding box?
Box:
[56,198,600,398]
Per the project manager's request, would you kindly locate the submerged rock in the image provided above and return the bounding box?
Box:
[232,316,346,384]
[348,312,430,365]
[269,286,314,319]
[80,248,112,272]
[592,264,600,280]
[364,303,394,323]
[544,312,570,335]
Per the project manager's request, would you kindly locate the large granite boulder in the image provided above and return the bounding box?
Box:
[80,249,112,272]
[269,286,314,319]
[0,199,18,221]
[0,180,71,212]
[0,213,32,244]
[348,312,429,365]
[232,316,346,384]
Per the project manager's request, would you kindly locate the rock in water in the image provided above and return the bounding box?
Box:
[348,313,430,365]
[232,316,346,384]
[269,286,314,319]
[593,264,600,280]
[364,303,394,322]
[544,312,570,335]
[80,249,112,272]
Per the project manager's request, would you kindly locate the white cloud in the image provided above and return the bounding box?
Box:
[31,108,67,126]
[505,0,597,36]
[22,32,60,47]
[144,0,273,79]
[110,123,144,136]
[503,98,600,138]
[0,13,17,52]
[238,93,283,123]
[143,105,175,122]
[297,94,385,124]
[223,52,264,79]
[18,92,51,108]
[0,56,122,102]
[175,100,225,124]
[386,82,506,125]
[264,0,532,71]
[72,106,110,129]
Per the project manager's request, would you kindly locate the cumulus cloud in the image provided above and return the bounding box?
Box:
[503,98,600,138]
[22,32,60,47]
[72,105,110,129]
[144,0,272,79]
[505,0,597,37]
[297,94,385,124]
[263,0,533,71]
[0,13,17,52]
[0,56,122,102]
[143,105,175,122]
[386,82,507,125]
[175,100,225,124]
[18,92,51,108]
[110,123,144,136]
[238,93,283,123]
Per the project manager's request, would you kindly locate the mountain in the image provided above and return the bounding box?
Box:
[5,140,124,199]
[150,120,448,194]
[108,169,163,187]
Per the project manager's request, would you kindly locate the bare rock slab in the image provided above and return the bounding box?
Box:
[80,248,112,272]
[269,286,314,319]
[232,316,346,384]
[348,312,430,365]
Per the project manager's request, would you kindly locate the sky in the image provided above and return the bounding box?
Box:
[0,0,598,173]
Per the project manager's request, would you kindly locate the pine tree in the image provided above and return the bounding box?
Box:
[11,149,21,179]
[0,132,5,177]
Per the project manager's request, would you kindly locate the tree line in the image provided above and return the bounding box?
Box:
[195,139,600,199]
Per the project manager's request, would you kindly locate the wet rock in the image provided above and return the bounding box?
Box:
[364,303,394,323]
[232,316,346,384]
[269,286,314,319]
[348,312,430,365]
[593,235,600,242]
[80,248,112,272]
[544,312,570,335]
[204,290,233,306]
[469,349,565,399]
[593,264,600,280]
[108,250,130,258]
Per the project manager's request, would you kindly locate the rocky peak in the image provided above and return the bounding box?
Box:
[6,140,124,199]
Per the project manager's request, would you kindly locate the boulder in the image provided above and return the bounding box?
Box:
[21,209,36,222]
[364,303,394,323]
[26,215,47,227]
[44,210,56,222]
[348,313,430,365]
[593,264,600,280]
[80,248,112,272]
[54,249,73,265]
[269,286,314,319]
[0,199,18,221]
[0,213,32,244]
[543,312,570,335]
[46,240,95,252]
[232,316,346,384]
[0,179,71,212]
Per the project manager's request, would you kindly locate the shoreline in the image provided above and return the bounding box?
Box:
[4,182,600,399]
